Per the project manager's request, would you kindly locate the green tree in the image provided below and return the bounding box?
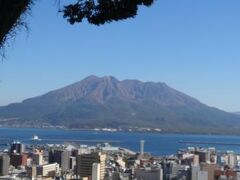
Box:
[0,0,154,50]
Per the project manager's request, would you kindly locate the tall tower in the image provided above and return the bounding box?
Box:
[140,140,145,155]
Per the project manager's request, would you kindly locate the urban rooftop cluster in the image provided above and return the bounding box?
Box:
[0,139,239,180]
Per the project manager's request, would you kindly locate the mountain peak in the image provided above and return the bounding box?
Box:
[1,75,240,134]
[81,75,99,81]
[102,75,118,81]
[80,75,119,83]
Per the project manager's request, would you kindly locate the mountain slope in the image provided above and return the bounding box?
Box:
[233,112,240,116]
[0,75,240,134]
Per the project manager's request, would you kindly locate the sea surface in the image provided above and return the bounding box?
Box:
[0,127,240,156]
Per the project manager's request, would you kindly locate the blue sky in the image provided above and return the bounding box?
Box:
[1,0,240,112]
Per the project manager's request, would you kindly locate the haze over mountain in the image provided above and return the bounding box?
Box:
[0,75,240,134]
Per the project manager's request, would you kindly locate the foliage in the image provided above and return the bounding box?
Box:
[62,0,154,25]
[0,0,32,53]
[0,0,154,52]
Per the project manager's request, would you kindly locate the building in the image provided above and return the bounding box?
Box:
[191,165,200,180]
[26,165,37,178]
[192,155,200,166]
[72,146,91,156]
[197,171,208,180]
[32,149,44,166]
[37,163,60,178]
[61,150,71,171]
[10,153,28,167]
[92,163,100,180]
[10,141,25,154]
[70,156,76,171]
[198,151,207,163]
[76,152,106,180]
[215,169,237,179]
[227,151,236,168]
[0,154,10,176]
[111,172,121,180]
[49,149,70,171]
[135,167,163,180]
[32,153,43,165]
[200,163,216,180]
[167,163,190,179]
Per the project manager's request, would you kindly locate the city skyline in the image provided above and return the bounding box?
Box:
[1,0,240,112]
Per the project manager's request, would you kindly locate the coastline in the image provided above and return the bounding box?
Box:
[0,125,240,137]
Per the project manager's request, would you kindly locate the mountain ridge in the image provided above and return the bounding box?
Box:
[0,75,240,134]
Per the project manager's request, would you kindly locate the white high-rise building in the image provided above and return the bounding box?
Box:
[192,155,200,166]
[228,152,236,168]
[191,165,200,180]
[92,163,100,180]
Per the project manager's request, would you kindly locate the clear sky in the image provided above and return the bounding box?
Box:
[1,0,240,112]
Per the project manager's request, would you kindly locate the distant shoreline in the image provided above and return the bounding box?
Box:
[0,125,240,136]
